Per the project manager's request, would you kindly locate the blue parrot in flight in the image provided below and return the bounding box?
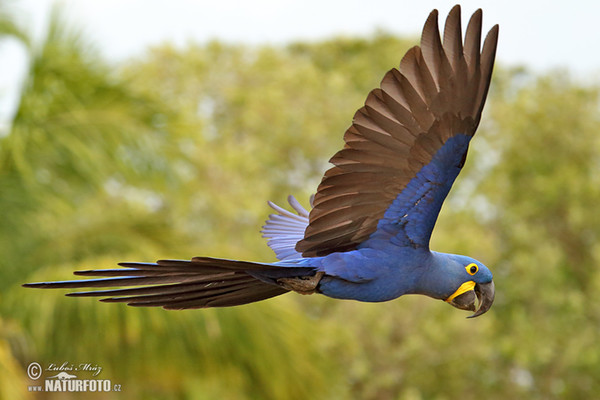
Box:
[25,5,499,318]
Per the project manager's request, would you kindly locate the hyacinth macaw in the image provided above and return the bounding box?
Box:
[25,5,498,317]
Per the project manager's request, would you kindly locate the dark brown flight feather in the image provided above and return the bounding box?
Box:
[296,5,499,257]
[24,258,291,309]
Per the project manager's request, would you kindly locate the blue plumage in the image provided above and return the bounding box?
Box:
[363,134,471,250]
[24,6,499,317]
[297,136,492,306]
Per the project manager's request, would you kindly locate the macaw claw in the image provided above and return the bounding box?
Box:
[277,272,324,295]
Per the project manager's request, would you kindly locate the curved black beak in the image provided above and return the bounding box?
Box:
[447,281,495,318]
[468,281,495,318]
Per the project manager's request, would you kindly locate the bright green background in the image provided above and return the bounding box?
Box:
[1,4,599,400]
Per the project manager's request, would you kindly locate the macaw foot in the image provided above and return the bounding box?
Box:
[277,272,324,295]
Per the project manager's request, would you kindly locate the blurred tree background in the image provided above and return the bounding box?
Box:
[1,2,599,399]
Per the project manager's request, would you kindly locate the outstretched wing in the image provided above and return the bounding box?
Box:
[296,6,498,257]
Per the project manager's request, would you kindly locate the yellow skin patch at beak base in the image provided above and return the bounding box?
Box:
[445,280,476,303]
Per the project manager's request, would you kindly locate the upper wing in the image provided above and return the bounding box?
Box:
[296,6,498,257]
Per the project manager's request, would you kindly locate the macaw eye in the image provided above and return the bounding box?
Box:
[466,263,478,275]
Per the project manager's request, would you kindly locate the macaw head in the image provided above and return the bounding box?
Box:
[442,254,495,318]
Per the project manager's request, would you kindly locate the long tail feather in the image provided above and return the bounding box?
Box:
[23,257,314,309]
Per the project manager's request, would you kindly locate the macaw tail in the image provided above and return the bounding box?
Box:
[23,257,315,309]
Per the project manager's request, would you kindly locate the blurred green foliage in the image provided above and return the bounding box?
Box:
[1,3,599,399]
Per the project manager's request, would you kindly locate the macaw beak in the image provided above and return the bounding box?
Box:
[446,281,495,318]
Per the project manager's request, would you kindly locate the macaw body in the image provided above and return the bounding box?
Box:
[311,250,491,304]
[25,6,499,317]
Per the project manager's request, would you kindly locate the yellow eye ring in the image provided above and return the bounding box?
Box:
[466,263,478,275]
